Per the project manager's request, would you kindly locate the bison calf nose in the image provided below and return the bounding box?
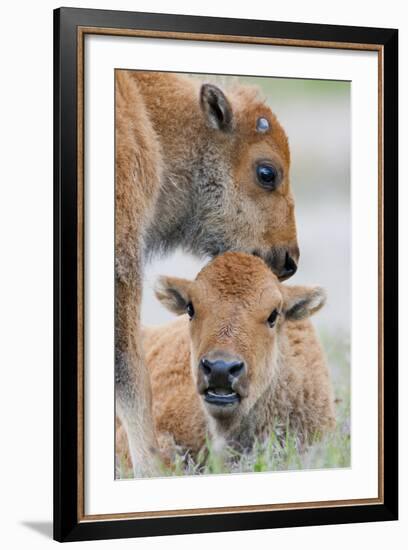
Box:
[201,357,244,387]
[279,252,298,279]
[262,247,299,281]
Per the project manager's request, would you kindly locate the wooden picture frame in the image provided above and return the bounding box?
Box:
[54,7,398,542]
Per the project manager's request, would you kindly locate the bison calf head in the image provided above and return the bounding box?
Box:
[193,83,299,280]
[155,252,325,427]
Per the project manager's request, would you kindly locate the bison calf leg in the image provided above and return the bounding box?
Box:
[115,275,159,477]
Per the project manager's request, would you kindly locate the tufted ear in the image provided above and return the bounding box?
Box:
[200,84,233,131]
[283,285,326,321]
[154,276,192,315]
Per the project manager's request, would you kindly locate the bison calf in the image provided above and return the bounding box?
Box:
[134,252,335,466]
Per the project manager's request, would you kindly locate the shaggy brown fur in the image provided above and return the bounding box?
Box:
[117,253,335,467]
[115,71,299,476]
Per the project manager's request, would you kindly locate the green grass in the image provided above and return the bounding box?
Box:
[116,329,350,479]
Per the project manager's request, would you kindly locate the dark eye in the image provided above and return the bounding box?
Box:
[267,309,279,327]
[256,163,280,190]
[186,302,195,320]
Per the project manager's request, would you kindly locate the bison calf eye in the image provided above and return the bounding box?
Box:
[267,309,279,328]
[186,302,195,320]
[256,163,280,190]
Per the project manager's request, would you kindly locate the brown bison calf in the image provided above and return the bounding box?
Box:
[116,252,335,467]
[115,71,299,475]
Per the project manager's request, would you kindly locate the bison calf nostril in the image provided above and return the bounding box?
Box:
[229,362,244,377]
[282,252,297,278]
[201,359,212,376]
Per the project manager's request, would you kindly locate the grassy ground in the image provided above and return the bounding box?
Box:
[116,329,350,479]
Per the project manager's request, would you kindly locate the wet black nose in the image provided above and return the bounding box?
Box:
[260,247,299,281]
[279,252,298,280]
[200,358,244,387]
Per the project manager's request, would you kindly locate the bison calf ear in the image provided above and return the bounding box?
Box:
[200,84,233,131]
[154,276,191,315]
[283,286,326,321]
